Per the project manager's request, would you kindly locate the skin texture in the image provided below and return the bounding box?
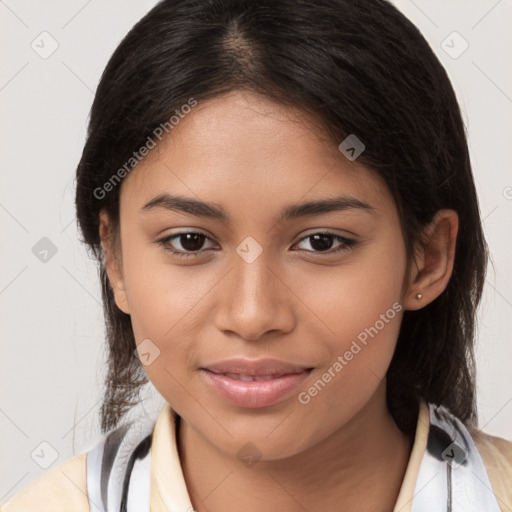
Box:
[99,90,458,511]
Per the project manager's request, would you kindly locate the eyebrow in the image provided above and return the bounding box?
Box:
[142,193,375,222]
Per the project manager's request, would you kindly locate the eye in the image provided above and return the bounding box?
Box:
[157,232,218,258]
[157,230,357,259]
[293,232,357,255]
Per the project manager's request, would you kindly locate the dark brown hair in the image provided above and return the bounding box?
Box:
[75,0,488,435]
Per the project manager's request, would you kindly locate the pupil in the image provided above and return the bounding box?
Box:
[181,233,204,251]
[310,234,333,252]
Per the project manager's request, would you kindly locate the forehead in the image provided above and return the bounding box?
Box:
[119,90,396,222]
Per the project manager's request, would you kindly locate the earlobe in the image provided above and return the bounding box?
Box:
[98,210,130,314]
[404,209,458,311]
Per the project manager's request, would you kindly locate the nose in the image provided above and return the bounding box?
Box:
[213,250,295,341]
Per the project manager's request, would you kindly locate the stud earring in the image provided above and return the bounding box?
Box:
[415,293,423,300]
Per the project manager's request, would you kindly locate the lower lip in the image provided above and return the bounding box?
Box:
[201,369,312,408]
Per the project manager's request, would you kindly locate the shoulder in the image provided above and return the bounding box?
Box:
[1,418,154,512]
[470,427,512,511]
[471,427,512,473]
[0,452,89,512]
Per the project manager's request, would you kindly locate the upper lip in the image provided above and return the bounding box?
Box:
[202,358,312,377]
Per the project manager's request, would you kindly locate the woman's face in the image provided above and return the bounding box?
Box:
[104,90,411,460]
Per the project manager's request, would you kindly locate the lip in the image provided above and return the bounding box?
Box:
[200,358,313,408]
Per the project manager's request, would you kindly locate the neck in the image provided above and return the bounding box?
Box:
[178,382,414,512]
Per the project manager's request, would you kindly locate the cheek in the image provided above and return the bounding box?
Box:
[293,237,406,401]
[120,236,223,397]
[303,270,403,389]
[121,230,208,336]
[293,272,404,438]
[298,235,406,342]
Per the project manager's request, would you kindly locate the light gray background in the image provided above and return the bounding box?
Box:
[1,0,511,503]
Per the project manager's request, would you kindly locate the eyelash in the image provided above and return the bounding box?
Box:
[156,231,357,259]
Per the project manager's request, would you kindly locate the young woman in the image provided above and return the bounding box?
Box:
[2,0,511,511]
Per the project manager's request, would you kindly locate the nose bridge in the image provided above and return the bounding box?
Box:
[214,241,293,339]
[231,246,278,311]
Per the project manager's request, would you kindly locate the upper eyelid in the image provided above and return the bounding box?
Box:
[159,229,354,240]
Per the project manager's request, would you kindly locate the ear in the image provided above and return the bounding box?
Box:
[404,209,458,311]
[98,210,130,314]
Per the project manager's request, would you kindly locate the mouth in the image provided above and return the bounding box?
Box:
[199,358,313,408]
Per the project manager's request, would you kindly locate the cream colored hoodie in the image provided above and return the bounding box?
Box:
[1,400,511,512]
